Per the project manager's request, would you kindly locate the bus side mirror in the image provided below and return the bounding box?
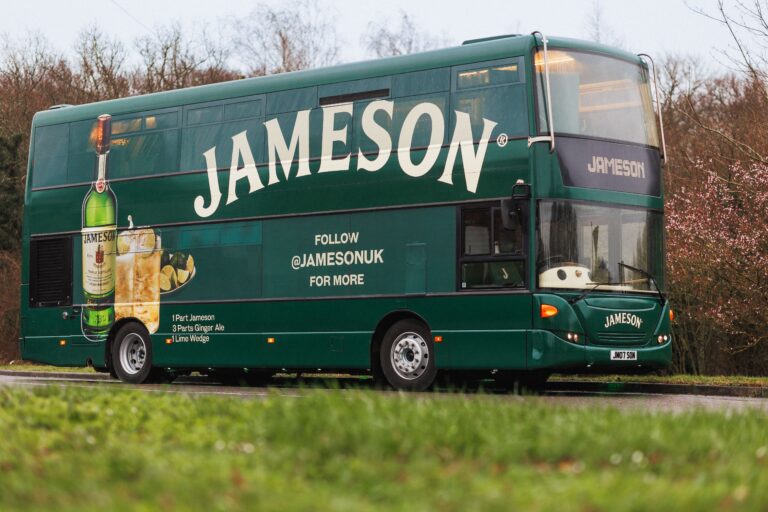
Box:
[501,183,531,231]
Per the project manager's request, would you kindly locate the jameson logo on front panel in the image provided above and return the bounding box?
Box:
[193,100,500,218]
[556,137,661,196]
[81,114,118,340]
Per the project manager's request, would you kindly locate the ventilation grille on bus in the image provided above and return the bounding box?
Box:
[29,236,72,307]
[593,332,648,346]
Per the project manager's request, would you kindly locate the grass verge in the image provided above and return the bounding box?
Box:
[0,386,767,511]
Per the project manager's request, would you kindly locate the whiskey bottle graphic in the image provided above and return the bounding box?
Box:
[81,114,117,339]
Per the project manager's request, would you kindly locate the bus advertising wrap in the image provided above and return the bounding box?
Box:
[556,137,662,196]
[193,100,500,218]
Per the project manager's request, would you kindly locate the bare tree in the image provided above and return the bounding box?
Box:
[583,0,625,48]
[133,23,237,94]
[231,0,340,76]
[74,25,130,100]
[0,33,84,138]
[363,11,451,58]
[673,0,768,165]
[690,0,768,84]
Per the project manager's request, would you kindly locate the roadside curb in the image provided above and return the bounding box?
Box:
[0,370,209,384]
[0,370,112,380]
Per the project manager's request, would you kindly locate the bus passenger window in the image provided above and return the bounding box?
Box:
[452,58,528,139]
[463,208,490,255]
[460,205,526,290]
[112,118,142,135]
[494,208,523,255]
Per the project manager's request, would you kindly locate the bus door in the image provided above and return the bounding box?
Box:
[454,202,531,369]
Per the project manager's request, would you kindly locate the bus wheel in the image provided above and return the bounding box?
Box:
[380,320,436,391]
[111,323,154,384]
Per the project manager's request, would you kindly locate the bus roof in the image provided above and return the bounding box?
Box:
[31,33,642,128]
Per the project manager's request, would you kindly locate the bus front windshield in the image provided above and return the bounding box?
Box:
[537,201,664,293]
[535,49,659,147]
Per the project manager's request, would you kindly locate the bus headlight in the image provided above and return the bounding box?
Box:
[566,332,579,343]
[657,335,669,344]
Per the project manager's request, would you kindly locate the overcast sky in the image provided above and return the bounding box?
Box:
[0,0,735,65]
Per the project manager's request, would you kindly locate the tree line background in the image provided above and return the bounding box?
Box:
[1,0,767,375]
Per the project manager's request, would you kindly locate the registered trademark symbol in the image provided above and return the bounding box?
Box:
[496,133,508,147]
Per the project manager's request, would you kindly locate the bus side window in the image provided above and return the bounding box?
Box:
[31,124,70,189]
[109,111,180,179]
[459,205,526,290]
[463,208,490,255]
[451,58,528,139]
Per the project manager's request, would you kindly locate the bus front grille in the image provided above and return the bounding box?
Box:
[593,332,648,346]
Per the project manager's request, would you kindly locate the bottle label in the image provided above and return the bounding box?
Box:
[82,225,117,297]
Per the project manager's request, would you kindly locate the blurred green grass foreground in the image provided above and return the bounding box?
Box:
[1,386,767,511]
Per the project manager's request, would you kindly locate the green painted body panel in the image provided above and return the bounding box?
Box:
[20,34,672,373]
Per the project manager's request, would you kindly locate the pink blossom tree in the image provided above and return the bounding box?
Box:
[667,162,768,374]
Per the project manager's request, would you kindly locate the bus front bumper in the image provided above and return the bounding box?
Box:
[528,330,672,373]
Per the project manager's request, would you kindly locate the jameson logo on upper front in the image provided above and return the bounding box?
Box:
[193,100,500,218]
[557,137,661,196]
[604,312,643,329]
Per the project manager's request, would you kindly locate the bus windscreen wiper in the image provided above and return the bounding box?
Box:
[618,261,666,305]
[568,281,615,305]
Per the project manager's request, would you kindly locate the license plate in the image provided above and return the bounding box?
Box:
[610,350,637,361]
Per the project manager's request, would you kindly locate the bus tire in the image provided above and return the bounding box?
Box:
[111,323,154,384]
[379,319,436,391]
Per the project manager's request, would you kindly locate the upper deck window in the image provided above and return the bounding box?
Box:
[457,63,519,90]
[112,118,142,135]
[451,58,528,139]
[109,110,179,179]
[535,49,659,147]
[31,124,69,188]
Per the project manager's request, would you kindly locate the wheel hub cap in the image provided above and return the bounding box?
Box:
[390,332,429,380]
[119,333,147,375]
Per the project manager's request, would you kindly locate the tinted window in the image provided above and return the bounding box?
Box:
[460,205,526,290]
[463,208,490,255]
[113,118,142,134]
[457,63,520,89]
[452,58,528,139]
[32,124,69,188]
[67,119,96,184]
[224,99,263,121]
[188,106,223,126]
[394,68,450,97]
[267,87,316,115]
[181,118,265,172]
[110,111,180,179]
[393,94,448,148]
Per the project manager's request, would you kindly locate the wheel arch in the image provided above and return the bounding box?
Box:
[370,310,431,372]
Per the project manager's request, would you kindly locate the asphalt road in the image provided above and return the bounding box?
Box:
[2,373,768,413]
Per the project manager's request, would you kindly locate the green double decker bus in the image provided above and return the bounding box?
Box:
[21,33,673,390]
